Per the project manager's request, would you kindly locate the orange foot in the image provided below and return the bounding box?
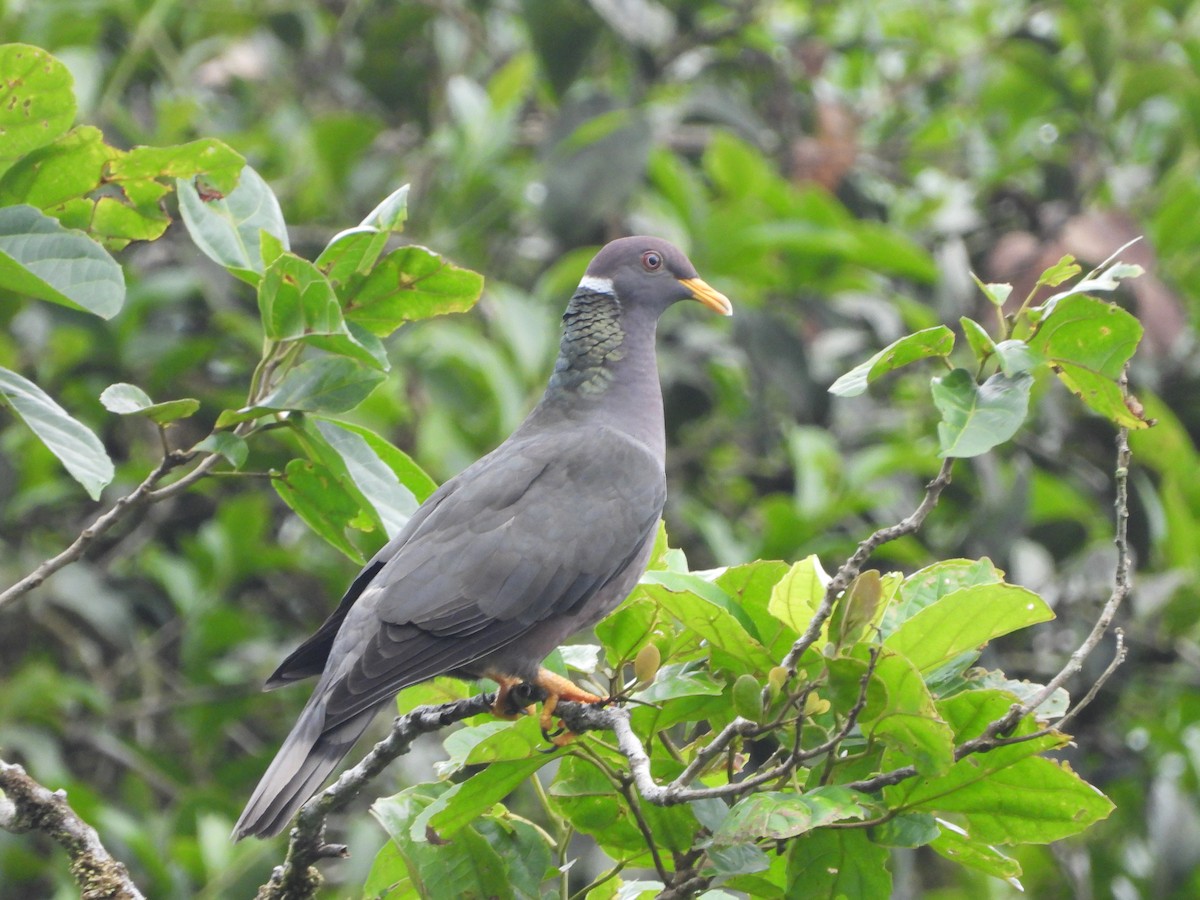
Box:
[486,668,606,746]
[490,674,535,720]
[533,668,605,747]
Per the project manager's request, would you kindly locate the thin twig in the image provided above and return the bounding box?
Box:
[0,760,146,900]
[0,452,193,611]
[1053,629,1127,735]
[979,428,1133,742]
[783,458,955,671]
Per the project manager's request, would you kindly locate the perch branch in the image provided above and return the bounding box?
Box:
[255,693,495,900]
[0,760,146,900]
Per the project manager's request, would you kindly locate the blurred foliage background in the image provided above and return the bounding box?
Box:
[1,0,1199,897]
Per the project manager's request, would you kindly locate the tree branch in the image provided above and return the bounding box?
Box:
[255,693,495,900]
[0,760,146,900]
[848,428,1134,792]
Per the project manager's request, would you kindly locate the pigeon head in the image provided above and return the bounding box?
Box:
[578,236,732,317]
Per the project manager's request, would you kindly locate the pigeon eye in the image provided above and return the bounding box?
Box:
[641,251,663,271]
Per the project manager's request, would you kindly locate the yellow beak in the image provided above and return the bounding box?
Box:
[679,277,733,316]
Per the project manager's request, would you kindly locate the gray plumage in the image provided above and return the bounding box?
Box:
[233,236,731,839]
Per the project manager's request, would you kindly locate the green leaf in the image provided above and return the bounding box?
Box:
[829,649,955,776]
[829,326,955,397]
[633,662,724,703]
[99,383,199,424]
[714,560,796,659]
[910,754,1114,844]
[884,583,1054,675]
[273,458,365,563]
[785,828,892,899]
[872,812,940,848]
[0,125,113,208]
[254,356,386,416]
[363,840,414,898]
[883,558,1003,634]
[992,339,1041,377]
[258,253,388,369]
[969,274,1014,307]
[176,165,287,284]
[959,317,997,363]
[107,139,243,196]
[595,596,660,668]
[304,418,420,537]
[929,820,1022,883]
[421,755,549,839]
[767,555,829,638]
[372,786,524,900]
[885,720,1065,815]
[192,432,248,469]
[641,573,776,672]
[1034,254,1082,289]
[345,245,485,336]
[711,788,874,846]
[328,418,437,502]
[258,252,343,339]
[0,204,125,318]
[0,44,76,170]
[931,368,1032,458]
[1028,293,1148,428]
[0,366,113,500]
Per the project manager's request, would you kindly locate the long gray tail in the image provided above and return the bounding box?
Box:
[232,699,379,840]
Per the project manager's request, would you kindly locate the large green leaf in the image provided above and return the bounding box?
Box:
[272,458,365,563]
[640,572,776,672]
[372,786,549,900]
[311,417,421,538]
[1028,293,1148,428]
[931,368,1032,458]
[0,366,113,500]
[344,245,484,336]
[785,828,892,899]
[420,755,549,839]
[884,583,1054,675]
[830,649,955,776]
[829,326,956,397]
[0,204,125,318]
[176,165,287,284]
[908,754,1114,844]
[325,417,437,502]
[882,558,1004,635]
[0,44,76,170]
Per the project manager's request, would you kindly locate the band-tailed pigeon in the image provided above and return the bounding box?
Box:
[233,236,731,839]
